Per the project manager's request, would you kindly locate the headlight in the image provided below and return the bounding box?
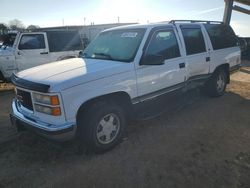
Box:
[33,93,60,105]
[34,104,61,116]
[33,93,61,116]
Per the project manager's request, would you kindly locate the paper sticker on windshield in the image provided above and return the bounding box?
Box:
[121,32,138,38]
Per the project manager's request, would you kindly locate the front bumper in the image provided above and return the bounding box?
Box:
[10,99,76,141]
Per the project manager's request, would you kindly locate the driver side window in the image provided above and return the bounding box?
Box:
[145,30,180,61]
[18,34,45,50]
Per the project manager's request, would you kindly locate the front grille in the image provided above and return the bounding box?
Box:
[16,89,33,111]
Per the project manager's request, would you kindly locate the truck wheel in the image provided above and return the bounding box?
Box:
[207,68,227,97]
[0,71,6,82]
[77,101,126,153]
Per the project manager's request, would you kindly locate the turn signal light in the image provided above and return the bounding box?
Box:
[50,96,60,105]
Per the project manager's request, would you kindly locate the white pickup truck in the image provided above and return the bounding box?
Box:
[10,20,241,153]
[0,30,83,81]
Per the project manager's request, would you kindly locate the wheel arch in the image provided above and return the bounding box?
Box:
[213,63,230,83]
[76,91,133,125]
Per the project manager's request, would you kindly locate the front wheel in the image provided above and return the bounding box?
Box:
[0,71,6,82]
[206,69,227,97]
[77,101,126,153]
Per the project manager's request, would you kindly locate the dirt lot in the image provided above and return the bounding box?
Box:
[0,68,250,188]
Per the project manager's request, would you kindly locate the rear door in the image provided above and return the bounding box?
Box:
[15,33,49,71]
[177,24,210,80]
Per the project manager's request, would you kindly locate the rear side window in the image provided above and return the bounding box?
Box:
[145,30,180,60]
[181,28,206,55]
[205,24,238,50]
[18,34,45,50]
[46,31,83,52]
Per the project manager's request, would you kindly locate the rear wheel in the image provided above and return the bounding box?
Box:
[206,68,227,97]
[77,101,126,153]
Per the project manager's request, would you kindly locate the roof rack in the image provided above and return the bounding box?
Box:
[169,20,223,24]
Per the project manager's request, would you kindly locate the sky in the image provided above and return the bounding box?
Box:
[0,0,249,36]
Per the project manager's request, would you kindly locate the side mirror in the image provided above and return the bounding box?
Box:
[140,54,165,65]
[79,51,83,57]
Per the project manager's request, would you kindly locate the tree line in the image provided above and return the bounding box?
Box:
[0,19,40,34]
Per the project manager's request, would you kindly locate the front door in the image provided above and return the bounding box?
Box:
[15,33,49,71]
[136,28,186,101]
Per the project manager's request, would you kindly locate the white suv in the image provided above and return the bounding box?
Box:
[10,20,241,152]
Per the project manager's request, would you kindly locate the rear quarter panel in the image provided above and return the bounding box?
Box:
[209,46,241,73]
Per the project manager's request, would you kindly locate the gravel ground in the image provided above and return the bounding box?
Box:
[0,70,250,188]
[0,83,14,91]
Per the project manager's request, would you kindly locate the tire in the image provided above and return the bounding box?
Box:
[0,71,5,82]
[206,68,227,97]
[0,71,4,81]
[77,101,126,153]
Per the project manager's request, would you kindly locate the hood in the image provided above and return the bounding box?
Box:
[16,58,133,91]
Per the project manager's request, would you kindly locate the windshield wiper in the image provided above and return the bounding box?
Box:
[93,53,114,60]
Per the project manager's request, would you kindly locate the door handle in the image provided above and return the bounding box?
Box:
[179,63,185,69]
[206,57,210,62]
[40,52,49,55]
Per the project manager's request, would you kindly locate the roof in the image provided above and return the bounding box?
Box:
[103,20,223,32]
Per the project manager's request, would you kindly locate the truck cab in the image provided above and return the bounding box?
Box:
[0,30,83,81]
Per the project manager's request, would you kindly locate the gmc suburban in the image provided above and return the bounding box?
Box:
[10,20,241,152]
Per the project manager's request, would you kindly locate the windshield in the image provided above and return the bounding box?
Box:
[82,28,146,62]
